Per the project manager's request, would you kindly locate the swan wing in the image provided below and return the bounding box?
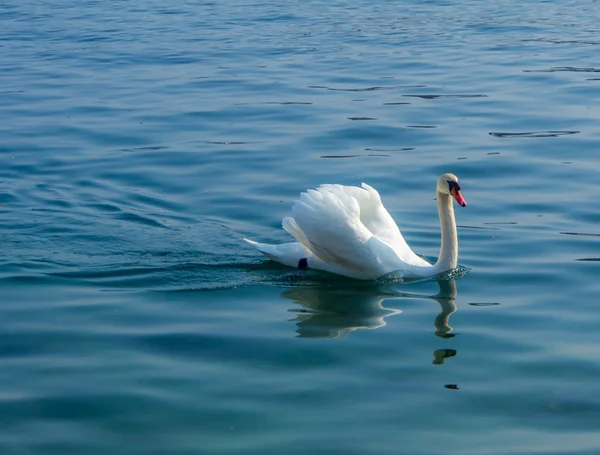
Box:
[319,183,429,266]
[283,184,429,278]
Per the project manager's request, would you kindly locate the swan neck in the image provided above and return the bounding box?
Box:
[433,192,458,274]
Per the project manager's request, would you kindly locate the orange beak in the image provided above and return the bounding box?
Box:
[451,187,467,207]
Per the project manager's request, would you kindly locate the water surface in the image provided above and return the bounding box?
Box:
[2,0,600,453]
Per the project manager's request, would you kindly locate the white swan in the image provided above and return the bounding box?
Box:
[244,173,467,280]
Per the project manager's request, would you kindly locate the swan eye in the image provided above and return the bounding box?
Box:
[447,180,460,192]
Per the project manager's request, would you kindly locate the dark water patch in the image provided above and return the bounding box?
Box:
[382,102,411,105]
[587,78,600,81]
[86,203,122,213]
[484,222,517,225]
[469,302,501,306]
[308,85,425,92]
[407,125,436,128]
[560,232,600,237]
[444,384,460,390]
[489,131,579,138]
[320,155,361,159]
[524,66,600,73]
[367,154,390,157]
[30,204,73,213]
[0,90,25,94]
[0,192,18,204]
[487,152,501,155]
[403,94,487,99]
[348,117,377,121]
[457,157,467,160]
[575,258,600,262]
[365,147,415,152]
[46,198,72,209]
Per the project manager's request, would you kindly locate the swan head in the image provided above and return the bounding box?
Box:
[437,173,467,207]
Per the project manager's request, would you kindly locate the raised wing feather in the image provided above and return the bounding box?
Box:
[284,184,429,278]
[317,183,429,266]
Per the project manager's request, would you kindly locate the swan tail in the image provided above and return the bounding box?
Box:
[243,237,311,268]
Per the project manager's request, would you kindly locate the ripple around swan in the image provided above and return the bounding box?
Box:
[2,257,275,292]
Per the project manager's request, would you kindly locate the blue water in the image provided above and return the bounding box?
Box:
[2,0,600,453]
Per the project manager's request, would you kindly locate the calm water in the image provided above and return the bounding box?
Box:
[2,0,600,453]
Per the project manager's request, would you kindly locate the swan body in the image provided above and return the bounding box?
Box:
[244,173,467,280]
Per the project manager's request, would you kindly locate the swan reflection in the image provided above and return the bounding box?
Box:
[283,280,457,339]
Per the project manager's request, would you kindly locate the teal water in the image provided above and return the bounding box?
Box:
[2,0,600,453]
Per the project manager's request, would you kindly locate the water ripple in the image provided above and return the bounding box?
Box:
[308,85,425,92]
[234,101,313,105]
[489,130,580,138]
[364,147,415,152]
[402,94,487,99]
[560,231,600,237]
[522,38,600,45]
[524,66,600,73]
